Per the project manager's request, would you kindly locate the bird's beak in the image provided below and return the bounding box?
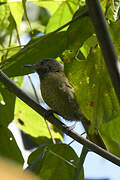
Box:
[24,64,35,69]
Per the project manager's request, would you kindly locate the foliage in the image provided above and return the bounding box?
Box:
[0,0,120,179]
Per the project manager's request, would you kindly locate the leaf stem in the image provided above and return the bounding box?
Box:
[74,146,88,180]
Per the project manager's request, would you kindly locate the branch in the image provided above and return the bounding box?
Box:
[0,70,120,166]
[86,0,120,103]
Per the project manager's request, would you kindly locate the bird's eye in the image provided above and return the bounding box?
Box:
[49,66,52,71]
[40,61,44,65]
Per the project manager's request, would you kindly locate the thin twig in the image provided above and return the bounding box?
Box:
[28,75,40,103]
[49,150,76,168]
[15,21,21,46]
[28,74,56,144]
[45,119,56,144]
[0,45,24,51]
[86,0,120,103]
[0,69,120,166]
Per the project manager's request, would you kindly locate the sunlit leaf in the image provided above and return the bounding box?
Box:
[9,2,24,32]
[15,98,63,144]
[45,0,78,33]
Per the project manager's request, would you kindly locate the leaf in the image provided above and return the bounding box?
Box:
[0,127,23,164]
[15,97,63,145]
[0,76,23,127]
[9,2,24,32]
[64,47,120,154]
[45,0,78,33]
[0,82,16,126]
[67,6,94,49]
[0,2,6,6]
[34,1,62,16]
[2,6,93,78]
[28,144,84,180]
[0,3,10,34]
[80,34,98,58]
[2,31,68,77]
[109,20,120,59]
[99,116,120,157]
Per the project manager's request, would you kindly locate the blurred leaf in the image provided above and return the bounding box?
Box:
[0,2,6,5]
[34,1,62,16]
[0,3,10,40]
[9,2,24,32]
[45,0,78,33]
[28,144,84,180]
[15,98,63,145]
[0,127,23,164]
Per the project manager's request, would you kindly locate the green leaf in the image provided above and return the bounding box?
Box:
[67,6,94,49]
[2,31,68,77]
[45,0,78,33]
[0,3,10,34]
[15,97,63,144]
[65,48,120,124]
[80,35,98,58]
[34,1,62,16]
[9,2,24,32]
[0,127,23,164]
[0,82,16,126]
[99,116,120,157]
[28,144,84,180]
[0,2,6,6]
[64,47,120,154]
[0,76,23,127]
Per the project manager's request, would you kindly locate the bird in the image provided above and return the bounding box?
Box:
[24,58,106,148]
[24,58,83,122]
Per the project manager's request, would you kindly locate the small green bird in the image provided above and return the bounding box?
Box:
[25,58,106,148]
[25,58,83,121]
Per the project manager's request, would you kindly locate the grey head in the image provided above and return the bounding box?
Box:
[24,58,64,78]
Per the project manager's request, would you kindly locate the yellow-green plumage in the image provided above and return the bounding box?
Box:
[33,58,82,121]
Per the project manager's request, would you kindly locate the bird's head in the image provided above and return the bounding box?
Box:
[24,58,64,77]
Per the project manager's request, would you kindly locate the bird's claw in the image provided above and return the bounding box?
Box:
[44,110,57,119]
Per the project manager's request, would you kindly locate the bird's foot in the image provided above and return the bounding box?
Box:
[44,110,57,119]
